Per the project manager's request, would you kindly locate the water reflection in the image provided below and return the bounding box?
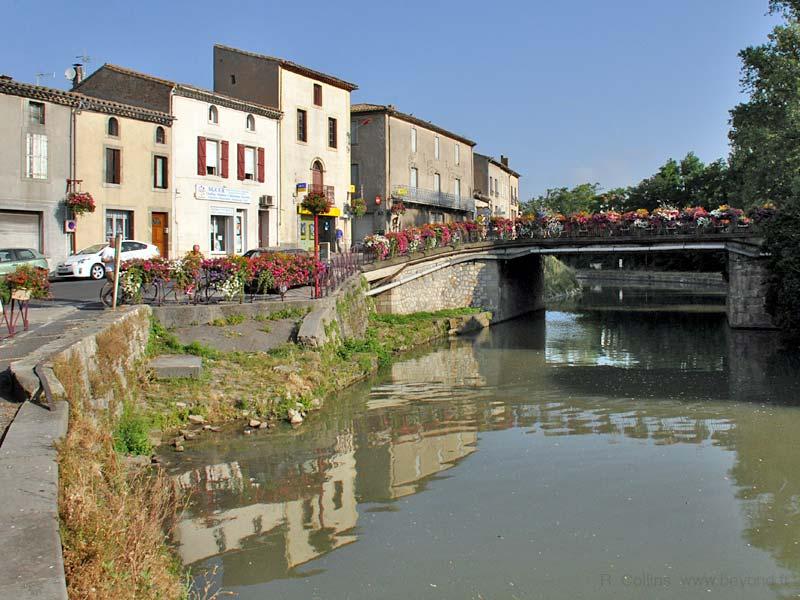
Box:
[167,290,800,599]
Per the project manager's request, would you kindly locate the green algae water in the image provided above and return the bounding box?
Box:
[166,286,800,599]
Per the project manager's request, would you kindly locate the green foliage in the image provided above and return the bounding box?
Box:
[522,154,731,216]
[113,405,152,456]
[728,1,800,340]
[301,192,332,215]
[146,318,183,356]
[0,277,9,304]
[210,314,245,327]
[729,1,800,209]
[336,328,392,368]
[183,342,220,359]
[368,307,480,325]
[543,256,581,300]
[764,208,800,344]
[254,307,310,322]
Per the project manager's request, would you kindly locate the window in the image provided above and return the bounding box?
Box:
[210,214,231,253]
[155,126,166,144]
[434,136,440,159]
[15,249,35,260]
[105,148,121,184]
[313,84,322,106]
[297,109,307,142]
[244,146,256,180]
[350,121,358,145]
[25,133,47,179]
[205,139,219,175]
[208,105,218,124]
[328,117,337,148]
[121,241,146,252]
[411,128,417,153]
[106,209,132,240]
[454,178,461,200]
[29,101,45,125]
[410,167,418,189]
[153,155,168,189]
[351,163,360,197]
[434,172,441,192]
[246,114,255,131]
[107,117,119,137]
[454,144,460,165]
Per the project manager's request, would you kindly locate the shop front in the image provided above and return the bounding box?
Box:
[297,206,340,253]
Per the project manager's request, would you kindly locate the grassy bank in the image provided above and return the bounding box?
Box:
[52,305,483,599]
[140,307,483,430]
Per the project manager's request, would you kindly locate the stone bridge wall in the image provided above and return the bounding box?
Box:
[373,254,544,323]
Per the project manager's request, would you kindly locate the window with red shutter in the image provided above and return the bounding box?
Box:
[220,140,229,178]
[237,144,245,181]
[257,147,265,183]
[197,136,206,176]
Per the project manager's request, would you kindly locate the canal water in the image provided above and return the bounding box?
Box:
[167,285,800,599]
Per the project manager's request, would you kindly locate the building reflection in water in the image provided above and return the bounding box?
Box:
[168,305,800,595]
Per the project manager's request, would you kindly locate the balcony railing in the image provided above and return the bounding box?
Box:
[308,184,335,202]
[392,185,474,212]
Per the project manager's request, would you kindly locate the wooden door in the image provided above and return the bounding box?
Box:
[151,212,168,257]
[311,161,323,193]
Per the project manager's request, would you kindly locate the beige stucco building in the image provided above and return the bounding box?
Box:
[73,104,173,255]
[213,45,357,252]
[350,104,476,240]
[473,153,521,219]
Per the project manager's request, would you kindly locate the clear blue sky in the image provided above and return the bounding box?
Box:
[2,0,779,199]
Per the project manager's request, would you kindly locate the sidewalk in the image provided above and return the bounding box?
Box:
[0,300,105,442]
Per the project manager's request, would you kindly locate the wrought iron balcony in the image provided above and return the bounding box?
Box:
[391,185,474,212]
[308,184,335,202]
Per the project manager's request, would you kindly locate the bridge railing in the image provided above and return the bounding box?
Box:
[361,218,763,263]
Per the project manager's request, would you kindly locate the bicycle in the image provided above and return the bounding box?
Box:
[100,271,162,307]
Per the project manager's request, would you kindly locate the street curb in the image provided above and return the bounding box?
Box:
[0,400,69,600]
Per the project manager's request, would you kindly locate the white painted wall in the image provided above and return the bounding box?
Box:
[277,69,352,249]
[171,94,279,256]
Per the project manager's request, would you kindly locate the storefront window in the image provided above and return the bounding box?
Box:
[210,214,231,253]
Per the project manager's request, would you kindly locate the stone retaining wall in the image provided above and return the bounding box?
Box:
[372,254,544,323]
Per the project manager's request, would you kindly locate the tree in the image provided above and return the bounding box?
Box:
[523,183,601,215]
[729,0,800,342]
[729,0,800,208]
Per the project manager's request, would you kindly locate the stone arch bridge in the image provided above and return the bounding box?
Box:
[361,234,772,329]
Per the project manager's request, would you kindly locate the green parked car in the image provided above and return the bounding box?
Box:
[0,248,49,277]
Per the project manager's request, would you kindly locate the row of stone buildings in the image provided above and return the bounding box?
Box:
[1,45,520,266]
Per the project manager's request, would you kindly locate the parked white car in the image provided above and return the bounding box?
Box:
[56,240,160,280]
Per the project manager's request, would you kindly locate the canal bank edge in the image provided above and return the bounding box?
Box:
[0,276,495,599]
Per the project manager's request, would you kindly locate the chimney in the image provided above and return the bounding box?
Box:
[500,155,509,167]
[72,63,84,87]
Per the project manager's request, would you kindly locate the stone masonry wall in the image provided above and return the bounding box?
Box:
[374,254,544,323]
[727,253,776,329]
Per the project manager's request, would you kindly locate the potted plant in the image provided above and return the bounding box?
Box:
[4,265,51,301]
[66,192,96,216]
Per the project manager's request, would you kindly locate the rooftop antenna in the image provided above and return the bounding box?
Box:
[35,72,55,86]
[75,51,92,65]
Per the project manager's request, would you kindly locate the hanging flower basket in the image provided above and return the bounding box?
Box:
[301,192,332,215]
[391,201,407,216]
[349,197,367,218]
[66,192,96,216]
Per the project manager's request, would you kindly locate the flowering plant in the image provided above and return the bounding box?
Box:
[391,201,407,215]
[364,234,390,259]
[349,197,367,218]
[301,192,332,215]
[203,256,249,301]
[3,265,50,300]
[66,192,96,216]
[748,203,777,224]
